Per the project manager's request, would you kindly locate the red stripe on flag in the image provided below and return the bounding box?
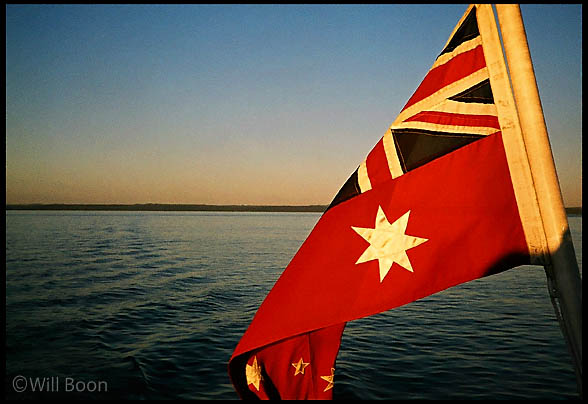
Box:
[366,137,393,188]
[404,110,500,129]
[401,45,487,112]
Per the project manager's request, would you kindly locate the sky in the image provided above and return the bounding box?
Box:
[5,4,582,206]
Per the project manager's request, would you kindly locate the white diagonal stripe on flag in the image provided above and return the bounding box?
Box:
[382,130,404,180]
[390,120,499,136]
[393,68,489,125]
[427,99,497,117]
[431,36,483,70]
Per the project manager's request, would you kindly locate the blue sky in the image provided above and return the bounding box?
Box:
[5,4,582,206]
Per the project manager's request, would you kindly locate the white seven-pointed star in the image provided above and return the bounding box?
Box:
[352,206,428,282]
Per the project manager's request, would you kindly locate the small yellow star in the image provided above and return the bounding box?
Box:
[245,356,262,391]
[291,357,310,376]
[320,368,335,392]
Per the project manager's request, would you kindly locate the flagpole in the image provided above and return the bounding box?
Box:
[495,4,582,397]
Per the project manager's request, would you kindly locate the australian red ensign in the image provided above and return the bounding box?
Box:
[228,5,536,399]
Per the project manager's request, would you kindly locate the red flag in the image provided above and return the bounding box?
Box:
[228,5,546,399]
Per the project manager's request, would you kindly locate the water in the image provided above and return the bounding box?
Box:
[5,211,582,400]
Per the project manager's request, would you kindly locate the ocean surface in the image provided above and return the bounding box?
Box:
[5,211,582,400]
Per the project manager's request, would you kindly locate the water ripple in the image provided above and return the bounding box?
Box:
[5,212,581,400]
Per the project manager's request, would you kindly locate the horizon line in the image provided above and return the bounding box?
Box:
[5,203,582,214]
[5,203,329,213]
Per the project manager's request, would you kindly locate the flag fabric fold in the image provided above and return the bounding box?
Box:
[228,4,546,399]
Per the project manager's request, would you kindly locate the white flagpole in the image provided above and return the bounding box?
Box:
[495,4,582,397]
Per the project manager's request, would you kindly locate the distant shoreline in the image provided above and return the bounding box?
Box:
[5,203,328,213]
[565,206,583,215]
[5,204,582,215]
